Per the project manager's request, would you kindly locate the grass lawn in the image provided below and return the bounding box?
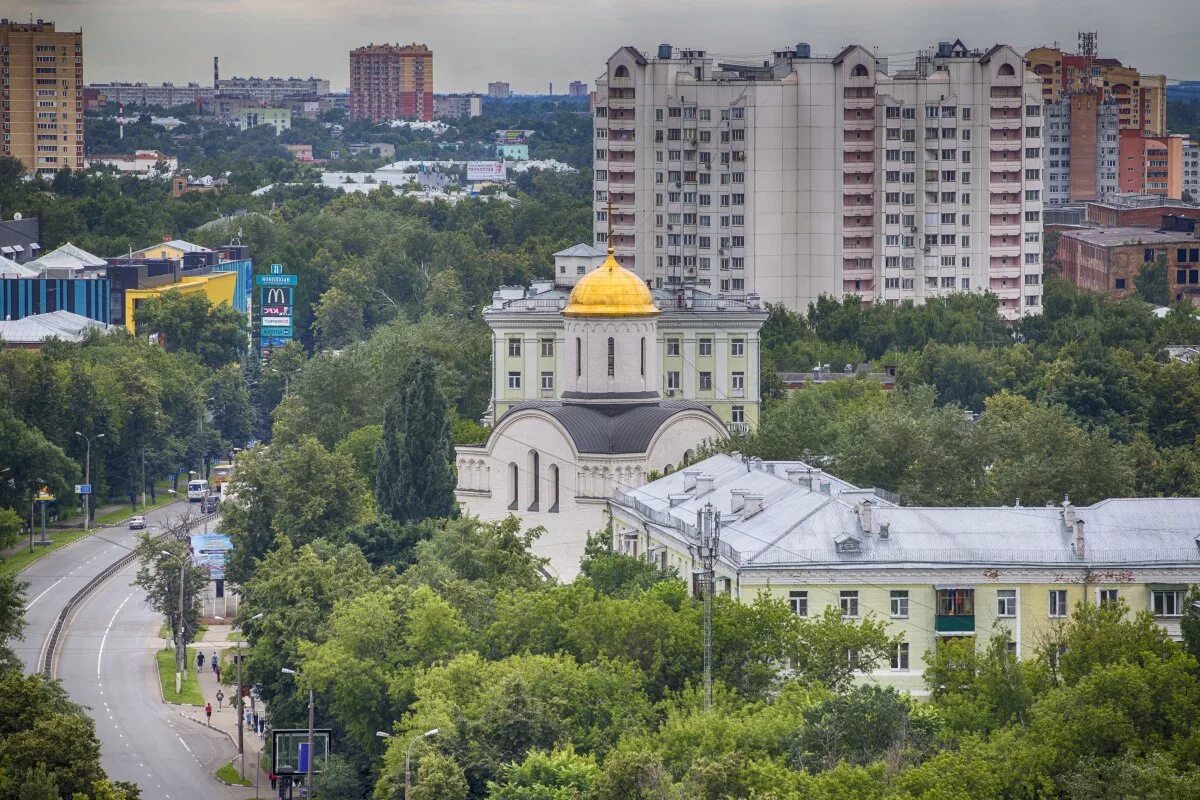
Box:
[156,647,205,706]
[215,761,253,786]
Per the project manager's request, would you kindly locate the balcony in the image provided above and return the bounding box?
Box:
[935,614,975,634]
[843,95,875,110]
[843,174,874,187]
[990,150,1021,164]
[609,137,636,151]
[935,589,975,635]
[843,236,874,253]
[727,422,751,435]
[843,139,874,153]
[843,108,874,125]
[990,108,1022,121]
[609,191,635,206]
[843,215,873,231]
[608,96,635,111]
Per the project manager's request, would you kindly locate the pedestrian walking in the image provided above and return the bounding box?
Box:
[196,651,204,670]
[210,654,218,674]
[204,702,212,727]
[215,690,224,711]
[269,771,277,790]
[251,710,259,731]
[215,663,221,682]
[259,717,266,738]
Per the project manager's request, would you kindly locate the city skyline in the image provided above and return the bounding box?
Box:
[8,0,1197,94]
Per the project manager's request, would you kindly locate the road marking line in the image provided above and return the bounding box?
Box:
[177,735,192,754]
[24,578,65,611]
[96,591,135,677]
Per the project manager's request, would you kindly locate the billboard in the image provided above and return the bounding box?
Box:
[497,130,528,144]
[190,533,232,580]
[467,161,507,182]
[257,264,296,352]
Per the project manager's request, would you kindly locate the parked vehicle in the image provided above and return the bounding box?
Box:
[187,480,209,502]
[129,515,146,530]
[201,494,219,514]
[211,463,234,493]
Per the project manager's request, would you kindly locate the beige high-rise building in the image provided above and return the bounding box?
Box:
[593,40,1044,320]
[1025,45,1166,136]
[1,19,84,175]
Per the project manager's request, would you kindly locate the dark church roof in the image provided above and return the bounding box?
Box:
[500,399,723,455]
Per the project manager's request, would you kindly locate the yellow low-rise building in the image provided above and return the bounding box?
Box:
[610,453,1200,693]
[124,270,238,333]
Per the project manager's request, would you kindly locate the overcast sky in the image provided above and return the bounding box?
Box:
[10,0,1196,93]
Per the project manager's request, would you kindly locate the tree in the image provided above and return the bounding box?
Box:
[0,508,21,552]
[0,572,26,670]
[578,532,677,598]
[133,289,247,368]
[1135,255,1170,306]
[592,748,672,800]
[488,746,600,799]
[409,752,469,800]
[376,357,456,524]
[1182,585,1200,665]
[311,754,363,800]
[132,519,208,652]
[17,763,59,800]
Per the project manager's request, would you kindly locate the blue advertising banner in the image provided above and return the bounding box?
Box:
[254,274,298,286]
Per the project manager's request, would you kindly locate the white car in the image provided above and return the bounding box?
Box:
[129,515,146,530]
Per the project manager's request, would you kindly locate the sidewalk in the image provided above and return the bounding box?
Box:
[177,625,273,796]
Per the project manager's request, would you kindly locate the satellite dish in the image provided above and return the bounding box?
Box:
[12,212,21,220]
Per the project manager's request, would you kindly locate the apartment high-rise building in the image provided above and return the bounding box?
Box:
[487,81,511,99]
[349,43,433,122]
[1,19,84,175]
[1025,45,1166,136]
[1045,92,1120,205]
[216,76,330,103]
[568,81,588,97]
[593,40,1045,320]
[1118,130,1185,198]
[1183,143,1199,202]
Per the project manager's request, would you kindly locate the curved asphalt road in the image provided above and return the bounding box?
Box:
[14,502,251,799]
[16,501,190,673]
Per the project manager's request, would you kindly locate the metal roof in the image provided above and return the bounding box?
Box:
[0,255,37,277]
[553,244,606,258]
[0,311,112,344]
[501,399,723,454]
[612,454,1200,569]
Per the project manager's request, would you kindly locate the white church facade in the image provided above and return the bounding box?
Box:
[455,248,734,579]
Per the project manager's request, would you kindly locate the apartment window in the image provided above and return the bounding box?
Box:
[961,278,970,290]
[666,371,681,390]
[1025,189,1041,201]
[731,405,745,423]
[1024,253,1040,265]
[1025,168,1041,180]
[1098,589,1119,607]
[1025,211,1040,223]
[730,338,745,357]
[1152,590,1184,617]
[540,372,554,392]
[699,372,712,390]
[884,277,899,289]
[885,192,900,203]
[839,591,860,617]
[789,591,808,616]
[1026,147,1041,158]
[507,372,521,389]
[997,589,1017,617]
[1024,274,1041,286]
[891,642,910,671]
[941,256,956,267]
[886,256,900,267]
[731,372,745,393]
[1048,589,1068,618]
[890,590,909,618]
[507,338,521,357]
[540,339,554,357]
[1025,231,1040,243]
[1025,294,1040,307]
[941,276,956,289]
[698,338,712,357]
[886,106,901,119]
[666,338,680,356]
[902,107,915,119]
[886,149,900,161]
[941,212,956,224]
[1025,127,1041,138]
[901,277,914,289]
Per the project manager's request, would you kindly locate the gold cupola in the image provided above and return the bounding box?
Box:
[562,252,659,318]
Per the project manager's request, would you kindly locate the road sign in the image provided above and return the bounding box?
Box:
[272,729,332,776]
[270,263,284,274]
[254,274,298,286]
[35,486,55,502]
[75,484,92,494]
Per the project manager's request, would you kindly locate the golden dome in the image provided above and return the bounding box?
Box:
[563,253,659,317]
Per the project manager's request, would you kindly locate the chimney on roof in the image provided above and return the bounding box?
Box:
[682,469,700,492]
[743,494,764,516]
[856,499,874,535]
[878,521,890,539]
[695,474,714,494]
[1061,495,1076,529]
[730,490,747,514]
[162,234,171,243]
[1073,519,1086,557]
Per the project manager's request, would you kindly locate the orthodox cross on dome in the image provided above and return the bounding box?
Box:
[606,194,615,256]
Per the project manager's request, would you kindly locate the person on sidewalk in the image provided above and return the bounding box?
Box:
[196,651,204,670]
[205,702,212,727]
[210,654,218,674]
[215,690,224,711]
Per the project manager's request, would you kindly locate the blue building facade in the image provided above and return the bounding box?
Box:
[212,257,253,313]
[1,277,111,323]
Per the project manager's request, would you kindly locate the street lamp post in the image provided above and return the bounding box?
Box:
[218,612,262,782]
[383,728,438,800]
[282,667,316,796]
[75,431,105,533]
[161,549,187,694]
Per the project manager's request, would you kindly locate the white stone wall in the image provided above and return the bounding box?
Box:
[564,317,659,396]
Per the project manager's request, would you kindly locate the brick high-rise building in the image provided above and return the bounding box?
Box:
[1025,45,1166,135]
[593,40,1045,320]
[1,19,85,175]
[349,43,433,122]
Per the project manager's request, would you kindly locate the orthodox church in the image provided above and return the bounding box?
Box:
[455,248,730,579]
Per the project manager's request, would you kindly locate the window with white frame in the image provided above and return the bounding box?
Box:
[839,590,860,617]
[997,589,1017,617]
[1098,589,1119,607]
[890,590,909,618]
[1152,589,1184,616]
[731,338,745,357]
[1048,589,1068,618]
[540,372,554,391]
[789,590,808,616]
[507,372,521,389]
[508,338,521,357]
[891,642,910,670]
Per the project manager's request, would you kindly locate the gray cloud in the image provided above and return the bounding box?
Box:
[12,0,1196,93]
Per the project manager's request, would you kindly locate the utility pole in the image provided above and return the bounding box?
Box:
[696,502,721,710]
[75,431,104,533]
[141,447,147,509]
[307,686,315,796]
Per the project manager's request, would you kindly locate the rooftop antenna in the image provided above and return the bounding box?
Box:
[696,503,721,710]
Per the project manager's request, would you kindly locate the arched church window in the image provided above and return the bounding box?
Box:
[508,463,519,510]
[607,337,615,376]
[640,337,645,376]
[576,337,582,377]
[549,464,560,513]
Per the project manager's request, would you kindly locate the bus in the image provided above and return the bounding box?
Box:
[187,479,209,502]
[211,463,235,493]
